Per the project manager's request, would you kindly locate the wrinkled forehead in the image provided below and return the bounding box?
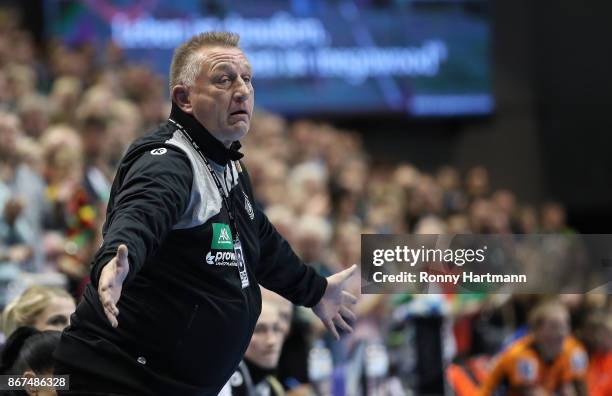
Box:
[199,46,252,73]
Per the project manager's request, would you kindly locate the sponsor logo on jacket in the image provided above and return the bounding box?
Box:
[243,191,254,220]
[205,251,238,266]
[212,223,234,250]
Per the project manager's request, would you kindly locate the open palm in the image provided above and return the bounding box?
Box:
[312,264,358,340]
[98,244,130,328]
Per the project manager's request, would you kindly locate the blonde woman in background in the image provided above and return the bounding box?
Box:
[2,285,75,338]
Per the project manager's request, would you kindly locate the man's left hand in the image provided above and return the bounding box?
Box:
[312,264,358,340]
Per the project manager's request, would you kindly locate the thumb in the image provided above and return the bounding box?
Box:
[336,264,357,283]
[116,244,129,266]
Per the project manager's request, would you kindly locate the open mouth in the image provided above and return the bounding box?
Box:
[230,110,249,117]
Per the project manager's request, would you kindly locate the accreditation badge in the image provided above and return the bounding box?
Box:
[234,239,250,289]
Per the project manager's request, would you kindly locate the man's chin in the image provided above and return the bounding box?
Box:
[227,125,250,141]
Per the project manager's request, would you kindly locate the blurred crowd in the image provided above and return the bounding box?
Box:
[0,6,611,396]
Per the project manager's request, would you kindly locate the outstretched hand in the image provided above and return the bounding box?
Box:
[312,264,358,340]
[98,244,130,328]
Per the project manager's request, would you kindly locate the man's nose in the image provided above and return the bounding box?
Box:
[233,78,250,102]
[264,330,279,346]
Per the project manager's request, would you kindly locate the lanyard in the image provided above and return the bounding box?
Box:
[168,118,239,241]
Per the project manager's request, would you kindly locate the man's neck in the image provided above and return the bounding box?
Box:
[169,102,243,166]
[218,137,234,149]
[205,127,233,148]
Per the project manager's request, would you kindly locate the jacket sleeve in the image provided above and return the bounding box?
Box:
[254,206,327,308]
[90,147,193,288]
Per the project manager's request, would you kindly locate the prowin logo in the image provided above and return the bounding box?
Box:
[205,251,238,267]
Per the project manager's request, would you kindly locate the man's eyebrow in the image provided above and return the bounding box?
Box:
[210,63,235,73]
[210,61,252,74]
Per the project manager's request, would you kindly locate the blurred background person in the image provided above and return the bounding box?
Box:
[582,312,612,396]
[0,112,45,275]
[223,289,291,396]
[480,300,588,396]
[1,286,75,339]
[0,326,61,396]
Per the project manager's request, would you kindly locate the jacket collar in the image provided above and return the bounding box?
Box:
[169,102,243,166]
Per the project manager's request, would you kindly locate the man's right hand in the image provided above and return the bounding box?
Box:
[98,244,130,328]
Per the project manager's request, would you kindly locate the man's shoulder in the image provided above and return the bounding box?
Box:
[117,122,192,178]
[123,122,190,162]
[126,121,177,154]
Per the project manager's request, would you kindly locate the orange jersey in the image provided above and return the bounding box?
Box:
[587,352,612,396]
[479,335,588,396]
[447,356,490,396]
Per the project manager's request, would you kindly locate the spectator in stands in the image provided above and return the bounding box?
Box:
[541,201,573,234]
[48,77,82,125]
[293,215,333,276]
[5,64,37,104]
[223,291,288,396]
[2,286,75,337]
[261,287,293,336]
[0,112,46,274]
[17,94,49,139]
[518,205,539,233]
[263,287,316,394]
[39,125,83,232]
[106,99,143,168]
[119,65,167,129]
[465,166,490,200]
[584,313,612,396]
[0,326,61,396]
[480,300,588,396]
[77,113,112,204]
[264,206,297,245]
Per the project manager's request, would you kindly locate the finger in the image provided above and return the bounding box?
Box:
[103,304,118,328]
[103,304,115,321]
[341,290,358,305]
[324,318,339,340]
[99,286,119,316]
[340,306,356,322]
[103,298,119,320]
[101,292,119,316]
[334,314,353,334]
[108,301,119,316]
[337,264,357,283]
[116,244,128,266]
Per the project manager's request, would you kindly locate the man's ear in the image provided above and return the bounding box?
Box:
[172,85,193,114]
[22,370,37,396]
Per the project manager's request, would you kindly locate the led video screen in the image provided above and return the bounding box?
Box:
[45,0,492,117]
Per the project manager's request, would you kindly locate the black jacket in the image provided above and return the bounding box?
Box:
[54,104,327,396]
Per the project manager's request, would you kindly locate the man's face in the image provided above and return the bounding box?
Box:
[188,46,254,146]
[533,312,569,360]
[244,304,284,369]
